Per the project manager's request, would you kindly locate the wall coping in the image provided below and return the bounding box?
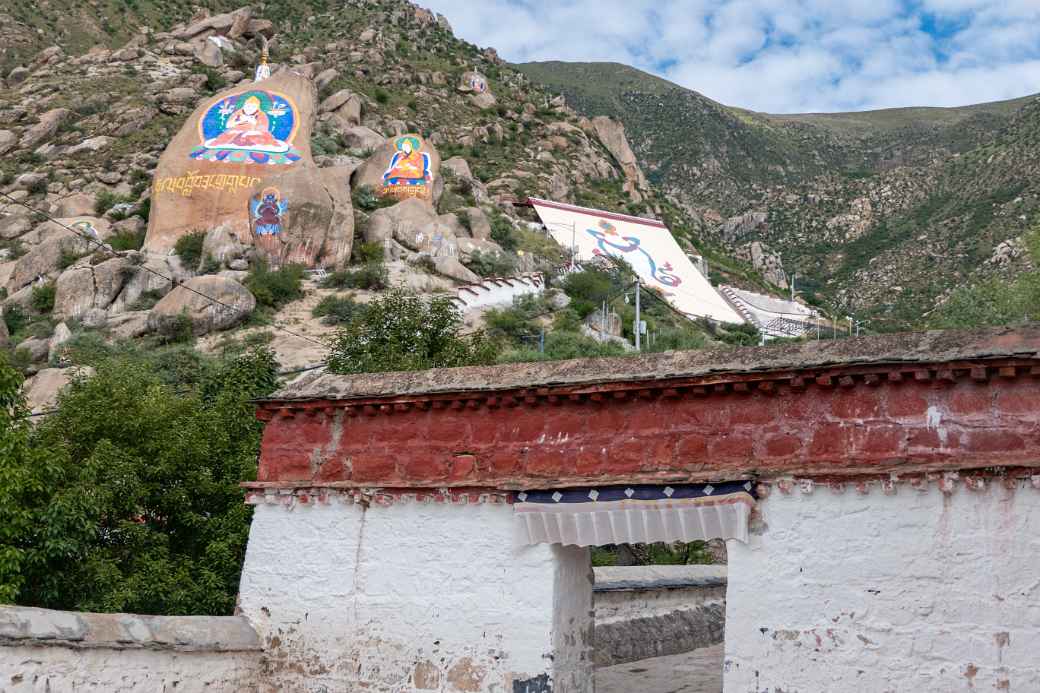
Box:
[593,565,727,592]
[261,327,1040,406]
[0,606,262,652]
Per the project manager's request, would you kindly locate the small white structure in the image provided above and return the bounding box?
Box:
[453,273,545,311]
[719,285,818,339]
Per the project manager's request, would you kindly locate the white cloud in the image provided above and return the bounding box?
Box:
[419,0,1040,113]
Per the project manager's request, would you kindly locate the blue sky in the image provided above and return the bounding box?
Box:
[419,0,1040,113]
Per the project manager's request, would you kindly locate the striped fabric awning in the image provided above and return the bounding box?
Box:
[514,482,756,547]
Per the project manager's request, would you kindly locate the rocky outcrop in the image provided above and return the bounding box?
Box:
[588,116,650,203]
[19,108,71,149]
[143,70,353,269]
[108,255,187,315]
[148,275,256,336]
[736,241,788,289]
[719,212,768,244]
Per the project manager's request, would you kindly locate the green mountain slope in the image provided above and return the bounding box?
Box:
[517,60,1040,327]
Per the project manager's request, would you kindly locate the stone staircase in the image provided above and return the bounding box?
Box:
[453,273,545,310]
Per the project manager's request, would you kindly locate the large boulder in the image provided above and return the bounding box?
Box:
[458,71,496,110]
[52,256,131,321]
[48,322,72,363]
[352,133,442,207]
[23,366,95,415]
[19,108,71,149]
[55,192,97,217]
[0,130,16,155]
[364,198,451,251]
[144,70,353,269]
[457,207,492,241]
[16,336,50,364]
[7,235,91,294]
[0,214,33,240]
[320,89,362,126]
[108,254,188,315]
[340,125,385,151]
[148,275,256,336]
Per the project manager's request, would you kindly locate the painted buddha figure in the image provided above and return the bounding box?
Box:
[382,136,431,188]
[204,95,289,153]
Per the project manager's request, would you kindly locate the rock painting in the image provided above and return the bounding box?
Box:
[71,220,99,241]
[468,74,487,93]
[586,219,682,289]
[145,71,355,268]
[381,135,433,200]
[250,187,287,236]
[190,90,302,165]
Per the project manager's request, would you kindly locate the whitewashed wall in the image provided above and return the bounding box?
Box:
[0,607,262,692]
[239,498,594,692]
[725,484,1040,692]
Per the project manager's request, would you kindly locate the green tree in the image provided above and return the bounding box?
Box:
[0,348,277,615]
[0,355,61,603]
[326,288,496,374]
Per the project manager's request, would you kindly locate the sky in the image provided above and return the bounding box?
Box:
[419,0,1040,114]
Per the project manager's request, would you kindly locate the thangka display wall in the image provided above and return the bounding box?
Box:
[529,199,744,324]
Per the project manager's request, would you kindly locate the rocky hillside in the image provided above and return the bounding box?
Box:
[2,0,781,411]
[518,61,1040,326]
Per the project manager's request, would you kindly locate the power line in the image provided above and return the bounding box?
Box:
[0,192,328,349]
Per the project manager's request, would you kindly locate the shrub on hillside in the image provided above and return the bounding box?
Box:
[465,250,515,278]
[352,185,396,212]
[245,261,306,310]
[353,241,384,264]
[108,227,145,251]
[312,294,359,325]
[486,213,520,253]
[174,230,206,269]
[320,262,388,291]
[30,282,56,314]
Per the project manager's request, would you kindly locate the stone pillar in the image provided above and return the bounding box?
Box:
[724,482,1040,692]
[238,493,594,692]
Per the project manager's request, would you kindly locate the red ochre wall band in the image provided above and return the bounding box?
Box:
[252,360,1040,491]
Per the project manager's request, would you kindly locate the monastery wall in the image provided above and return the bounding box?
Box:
[0,607,262,692]
[725,480,1040,692]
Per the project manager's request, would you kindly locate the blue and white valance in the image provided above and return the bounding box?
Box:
[514,482,756,547]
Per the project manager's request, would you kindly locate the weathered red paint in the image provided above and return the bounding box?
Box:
[253,358,1040,490]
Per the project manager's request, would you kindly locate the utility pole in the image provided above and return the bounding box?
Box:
[790,273,796,302]
[634,277,641,351]
[570,222,577,271]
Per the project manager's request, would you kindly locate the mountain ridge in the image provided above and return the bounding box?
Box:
[517,60,1040,326]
